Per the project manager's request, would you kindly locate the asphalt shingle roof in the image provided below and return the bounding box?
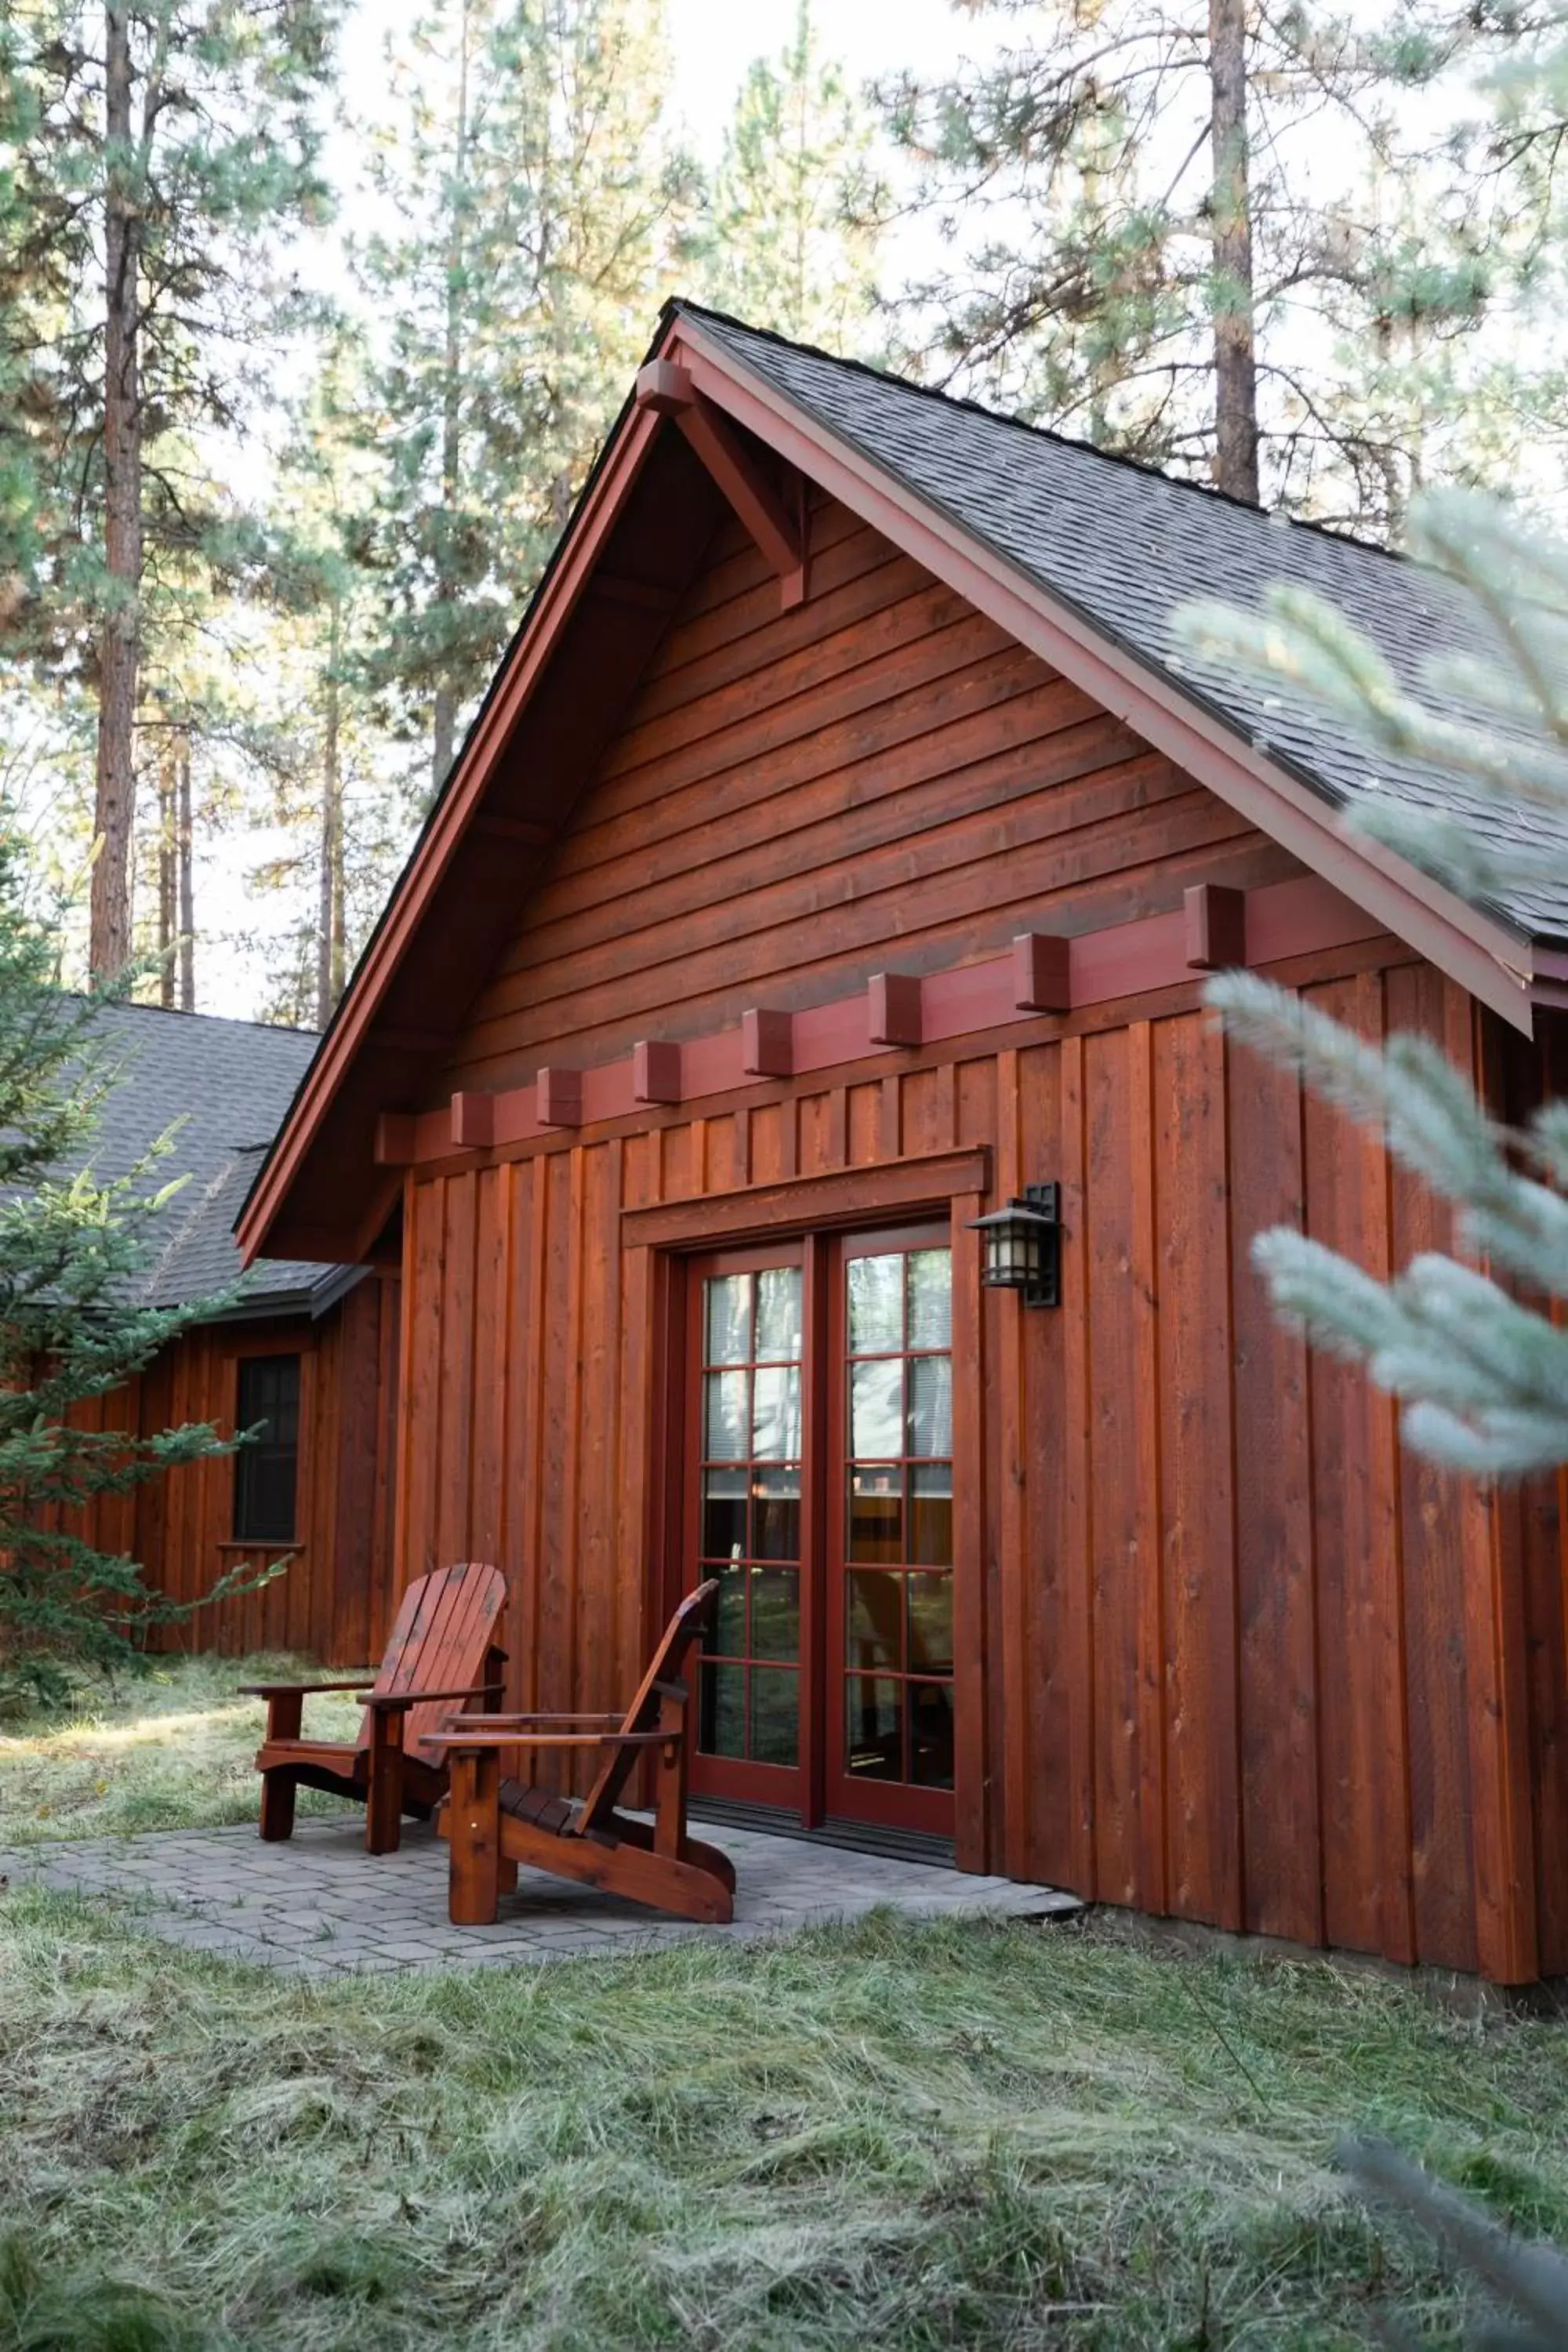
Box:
[684,305,1568,949]
[79,1001,347,1314]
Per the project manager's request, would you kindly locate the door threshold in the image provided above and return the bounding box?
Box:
[689,1796,956,1869]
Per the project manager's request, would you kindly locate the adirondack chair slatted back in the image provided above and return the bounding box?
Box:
[575,1581,718,1834]
[355,1563,507,1759]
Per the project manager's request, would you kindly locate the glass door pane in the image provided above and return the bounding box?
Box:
[694,1260,804,1775]
[834,1236,955,1826]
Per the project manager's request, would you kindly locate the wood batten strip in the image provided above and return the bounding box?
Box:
[392,873,1381,1168]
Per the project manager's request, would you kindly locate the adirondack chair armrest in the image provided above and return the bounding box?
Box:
[238,1679,375,1698]
[244,1678,383,1745]
[436,1711,624,1727]
[364,1682,506,1715]
[422,1724,669,1752]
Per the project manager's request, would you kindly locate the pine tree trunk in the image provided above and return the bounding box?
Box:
[317,599,343,1029]
[330,814,347,1007]
[176,735,194,1011]
[157,738,176,1007]
[1207,0,1261,506]
[92,0,143,977]
[431,0,473,799]
[432,681,456,795]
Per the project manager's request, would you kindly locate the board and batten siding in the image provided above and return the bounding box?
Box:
[445,495,1302,1093]
[54,1272,402,1667]
[393,958,1568,1984]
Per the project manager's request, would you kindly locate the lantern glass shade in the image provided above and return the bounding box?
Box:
[966,1185,1061,1308]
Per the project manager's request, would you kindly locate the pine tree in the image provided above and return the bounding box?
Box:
[0,2,344,977]
[357,0,696,794]
[700,1,885,354]
[0,839,263,1703]
[880,2,1512,524]
[1177,481,1568,1475]
[257,327,388,1028]
[1341,2137,1568,2348]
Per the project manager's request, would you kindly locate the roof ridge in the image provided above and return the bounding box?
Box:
[59,991,321,1042]
[670,297,1425,579]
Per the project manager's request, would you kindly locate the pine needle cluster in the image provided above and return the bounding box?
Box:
[1178,479,1568,1480]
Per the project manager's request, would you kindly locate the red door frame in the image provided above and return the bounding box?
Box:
[681,1239,816,1815]
[666,1221,956,1839]
[822,1221,956,1838]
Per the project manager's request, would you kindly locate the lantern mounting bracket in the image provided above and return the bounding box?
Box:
[967,1182,1062,1308]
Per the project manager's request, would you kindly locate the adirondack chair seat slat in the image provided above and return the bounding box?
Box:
[432,1581,733,1926]
[249,1561,506,1855]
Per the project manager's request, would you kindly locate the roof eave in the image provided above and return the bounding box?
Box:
[243,309,1549,1264]
[234,337,681,1265]
[669,310,1539,1038]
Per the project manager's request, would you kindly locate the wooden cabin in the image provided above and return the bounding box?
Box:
[239,304,1568,1984]
[65,1003,401,1661]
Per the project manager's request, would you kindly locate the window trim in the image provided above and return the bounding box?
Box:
[231,1350,303,1547]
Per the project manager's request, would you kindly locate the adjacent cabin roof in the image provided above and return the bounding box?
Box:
[82,1000,358,1318]
[691,309,1568,949]
[236,299,1566,1269]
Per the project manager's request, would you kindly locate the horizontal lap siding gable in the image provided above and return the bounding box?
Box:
[445,495,1303,1096]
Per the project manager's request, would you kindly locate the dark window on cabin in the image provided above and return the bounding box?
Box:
[233,1355,301,1544]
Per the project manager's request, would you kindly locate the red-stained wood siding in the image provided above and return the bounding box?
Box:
[446,496,1302,1093]
[393,948,1568,1982]
[54,1274,402,1665]
[352,492,1568,1983]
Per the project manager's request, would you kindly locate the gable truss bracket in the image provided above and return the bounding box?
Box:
[636,360,808,609]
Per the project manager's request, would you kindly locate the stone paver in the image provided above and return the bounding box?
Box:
[0,1810,1079,1977]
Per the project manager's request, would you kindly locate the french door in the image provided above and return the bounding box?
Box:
[683,1226,955,1837]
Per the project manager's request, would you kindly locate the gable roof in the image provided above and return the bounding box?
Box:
[237,299,1564,1268]
[691,307,1568,949]
[82,1001,357,1317]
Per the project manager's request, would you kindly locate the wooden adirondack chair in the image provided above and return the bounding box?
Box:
[242,1561,506,1855]
[427,1580,735,1926]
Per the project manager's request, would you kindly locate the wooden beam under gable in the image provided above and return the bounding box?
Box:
[635,358,808,609]
[632,1040,683,1105]
[537,1067,584,1127]
[388,876,1389,1175]
[1185,883,1247,971]
[1013,932,1073,1012]
[742,1009,796,1078]
[869,972,924,1047]
[451,1091,495,1150]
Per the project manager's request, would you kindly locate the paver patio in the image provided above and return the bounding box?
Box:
[0,1811,1080,1975]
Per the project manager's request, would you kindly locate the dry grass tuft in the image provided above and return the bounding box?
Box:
[4,1658,1567,2347]
[0,1655,364,1845]
[2,1891,1567,2347]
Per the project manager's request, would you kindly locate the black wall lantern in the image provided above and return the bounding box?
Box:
[968,1183,1062,1308]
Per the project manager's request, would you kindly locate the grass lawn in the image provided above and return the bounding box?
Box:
[0,1653,364,1844]
[3,1663,1567,2350]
